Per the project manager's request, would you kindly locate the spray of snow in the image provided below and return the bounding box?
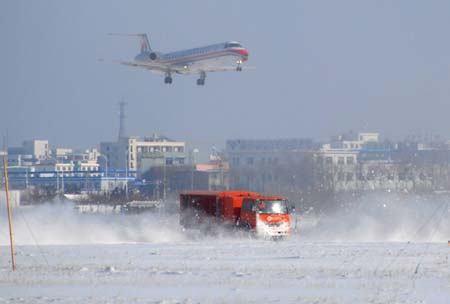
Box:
[0,200,255,245]
[296,192,450,242]
[1,193,449,245]
[0,201,186,245]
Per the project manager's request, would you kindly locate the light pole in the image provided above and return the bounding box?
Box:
[163,152,166,201]
[191,148,199,190]
[47,155,61,194]
[98,154,109,195]
[25,166,29,190]
[98,154,108,178]
[61,168,64,194]
[125,148,129,200]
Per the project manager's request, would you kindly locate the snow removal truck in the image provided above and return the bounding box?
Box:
[180,191,292,238]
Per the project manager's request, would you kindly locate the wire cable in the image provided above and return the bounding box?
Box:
[13,197,50,267]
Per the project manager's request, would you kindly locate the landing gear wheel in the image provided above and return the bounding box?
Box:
[197,72,206,86]
[237,66,242,72]
[164,76,173,84]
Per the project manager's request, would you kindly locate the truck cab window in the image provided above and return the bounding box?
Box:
[258,200,288,214]
[248,202,254,213]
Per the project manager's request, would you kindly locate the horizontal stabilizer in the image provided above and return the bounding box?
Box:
[108,33,152,53]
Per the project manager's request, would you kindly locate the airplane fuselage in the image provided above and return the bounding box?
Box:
[135,41,249,75]
[114,34,250,85]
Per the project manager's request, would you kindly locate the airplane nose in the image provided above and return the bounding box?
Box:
[234,48,249,59]
[240,49,249,58]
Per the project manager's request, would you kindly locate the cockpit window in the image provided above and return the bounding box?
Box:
[257,200,288,214]
[226,42,241,48]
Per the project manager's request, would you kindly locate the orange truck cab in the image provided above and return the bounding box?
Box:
[180,191,292,238]
[238,195,291,238]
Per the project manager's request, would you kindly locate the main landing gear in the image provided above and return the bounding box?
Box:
[197,71,206,86]
[164,72,173,84]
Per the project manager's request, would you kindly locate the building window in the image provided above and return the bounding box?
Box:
[325,157,333,164]
[346,173,354,181]
[246,157,254,165]
[337,157,345,165]
[346,156,354,164]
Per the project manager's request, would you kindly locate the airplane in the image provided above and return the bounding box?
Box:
[109,33,250,86]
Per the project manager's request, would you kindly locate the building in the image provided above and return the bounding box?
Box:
[52,148,73,160]
[141,162,229,199]
[22,140,49,160]
[7,139,49,163]
[100,134,186,176]
[326,132,379,150]
[226,138,317,193]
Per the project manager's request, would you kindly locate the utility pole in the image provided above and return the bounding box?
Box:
[3,156,16,271]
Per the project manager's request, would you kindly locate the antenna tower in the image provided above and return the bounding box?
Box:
[118,101,128,139]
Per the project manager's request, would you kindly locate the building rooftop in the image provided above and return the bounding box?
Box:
[143,134,175,143]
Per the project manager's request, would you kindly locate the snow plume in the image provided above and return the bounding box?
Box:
[0,201,186,245]
[296,192,450,242]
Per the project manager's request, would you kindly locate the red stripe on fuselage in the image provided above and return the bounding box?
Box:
[160,48,248,65]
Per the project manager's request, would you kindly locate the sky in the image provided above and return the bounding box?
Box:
[1,1,450,156]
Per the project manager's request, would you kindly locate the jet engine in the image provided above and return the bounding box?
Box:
[149,52,158,60]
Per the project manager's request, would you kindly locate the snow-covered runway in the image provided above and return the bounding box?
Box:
[1,239,449,303]
[0,197,449,303]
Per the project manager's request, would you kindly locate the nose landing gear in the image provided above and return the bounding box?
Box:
[197,71,206,86]
[236,59,243,72]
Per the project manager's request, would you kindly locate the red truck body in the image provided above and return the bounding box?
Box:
[180,190,291,237]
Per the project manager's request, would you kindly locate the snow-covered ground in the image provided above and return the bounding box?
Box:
[0,196,449,303]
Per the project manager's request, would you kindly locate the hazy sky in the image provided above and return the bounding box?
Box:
[2,1,450,154]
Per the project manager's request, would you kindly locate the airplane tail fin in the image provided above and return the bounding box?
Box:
[108,33,152,53]
[137,34,151,53]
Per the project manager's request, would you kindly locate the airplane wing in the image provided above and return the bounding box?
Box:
[114,60,171,74]
[199,66,256,73]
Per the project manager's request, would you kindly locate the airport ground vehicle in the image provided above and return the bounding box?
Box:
[180,191,291,238]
